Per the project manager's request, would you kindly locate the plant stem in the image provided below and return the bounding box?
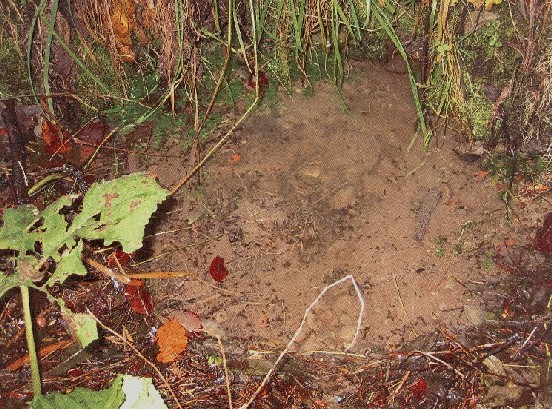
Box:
[21,285,42,396]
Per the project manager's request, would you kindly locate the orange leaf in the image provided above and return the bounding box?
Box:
[155,319,188,363]
[228,153,241,164]
[473,170,490,182]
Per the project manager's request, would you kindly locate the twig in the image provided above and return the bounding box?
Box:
[169,95,259,196]
[84,257,130,284]
[390,370,411,403]
[418,350,465,379]
[238,274,365,409]
[216,335,233,409]
[512,326,538,359]
[384,250,418,337]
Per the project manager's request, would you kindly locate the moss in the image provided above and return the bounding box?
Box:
[465,79,495,141]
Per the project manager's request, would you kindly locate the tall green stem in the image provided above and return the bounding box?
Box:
[21,285,42,396]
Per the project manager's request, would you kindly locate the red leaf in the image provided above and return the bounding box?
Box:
[247,71,269,98]
[209,256,229,282]
[410,378,427,400]
[535,212,552,254]
[41,120,72,154]
[107,248,133,267]
[124,279,153,315]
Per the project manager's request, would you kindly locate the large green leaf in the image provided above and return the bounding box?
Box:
[119,375,168,408]
[54,298,98,348]
[0,173,167,290]
[72,313,98,348]
[72,173,168,252]
[39,195,77,261]
[0,273,21,298]
[30,374,168,409]
[0,205,40,254]
[48,241,87,285]
[30,374,125,409]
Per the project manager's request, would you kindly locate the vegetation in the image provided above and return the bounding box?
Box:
[0,174,167,403]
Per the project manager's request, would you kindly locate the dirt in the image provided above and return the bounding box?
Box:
[135,61,527,357]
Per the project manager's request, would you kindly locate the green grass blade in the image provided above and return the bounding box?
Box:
[346,0,362,41]
[42,0,59,115]
[48,30,110,95]
[372,4,431,147]
[26,0,48,107]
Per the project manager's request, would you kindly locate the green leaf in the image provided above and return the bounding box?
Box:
[72,313,98,348]
[0,273,20,298]
[30,374,125,409]
[52,298,98,348]
[0,173,166,298]
[30,374,168,409]
[39,195,77,261]
[0,205,40,254]
[119,375,168,408]
[48,241,87,285]
[72,173,168,252]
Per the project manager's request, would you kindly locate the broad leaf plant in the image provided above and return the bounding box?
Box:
[0,173,168,402]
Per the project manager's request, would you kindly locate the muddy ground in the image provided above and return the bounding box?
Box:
[135,61,543,357]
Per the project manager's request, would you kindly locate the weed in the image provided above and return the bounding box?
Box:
[481,251,494,269]
[208,354,223,366]
[302,85,315,98]
[434,235,448,258]
[0,38,28,97]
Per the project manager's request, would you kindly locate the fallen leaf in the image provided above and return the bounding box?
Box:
[174,310,203,333]
[209,256,229,282]
[502,299,512,318]
[410,378,428,400]
[124,279,153,315]
[155,318,188,363]
[473,170,490,182]
[111,0,137,62]
[228,153,241,164]
[42,120,72,154]
[6,340,73,371]
[518,183,551,201]
[248,70,269,98]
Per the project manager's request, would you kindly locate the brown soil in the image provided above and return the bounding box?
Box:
[139,61,516,355]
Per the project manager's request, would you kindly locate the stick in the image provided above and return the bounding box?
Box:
[238,274,365,409]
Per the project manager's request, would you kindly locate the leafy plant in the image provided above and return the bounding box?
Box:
[0,173,168,401]
[30,374,168,409]
[434,235,448,258]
